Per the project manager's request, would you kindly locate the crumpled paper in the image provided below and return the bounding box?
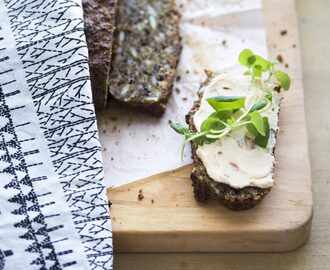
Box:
[98,0,268,187]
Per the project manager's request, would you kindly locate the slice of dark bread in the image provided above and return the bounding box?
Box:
[108,0,181,116]
[185,72,272,211]
[82,0,117,110]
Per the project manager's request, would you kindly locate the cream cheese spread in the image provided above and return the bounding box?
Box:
[193,73,280,189]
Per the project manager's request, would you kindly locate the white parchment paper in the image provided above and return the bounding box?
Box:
[98,0,268,187]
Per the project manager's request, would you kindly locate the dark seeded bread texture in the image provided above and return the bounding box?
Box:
[186,71,274,211]
[82,0,116,110]
[108,0,181,116]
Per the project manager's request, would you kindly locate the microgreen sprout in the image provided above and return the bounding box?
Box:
[238,49,291,90]
[171,49,291,158]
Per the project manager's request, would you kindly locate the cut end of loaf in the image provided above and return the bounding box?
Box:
[108,0,181,116]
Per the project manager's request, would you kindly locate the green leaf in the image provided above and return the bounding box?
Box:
[170,123,190,135]
[249,111,266,136]
[265,92,273,101]
[208,96,245,102]
[275,70,291,90]
[249,99,268,113]
[243,70,251,76]
[209,109,233,122]
[248,55,256,66]
[253,65,262,78]
[246,117,270,148]
[253,55,271,71]
[207,96,246,111]
[201,118,226,133]
[255,117,270,148]
[246,123,258,137]
[238,49,256,67]
[194,136,209,146]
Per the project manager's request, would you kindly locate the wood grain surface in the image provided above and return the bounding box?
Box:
[105,0,313,254]
[110,0,330,268]
[111,0,330,270]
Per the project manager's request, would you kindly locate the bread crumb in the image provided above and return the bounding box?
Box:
[176,75,181,82]
[182,97,188,101]
[280,30,287,35]
[277,54,283,63]
[138,189,144,201]
[285,63,289,68]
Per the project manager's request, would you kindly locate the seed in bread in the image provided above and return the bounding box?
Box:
[108,0,181,116]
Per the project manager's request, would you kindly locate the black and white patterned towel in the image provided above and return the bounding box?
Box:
[0,0,113,269]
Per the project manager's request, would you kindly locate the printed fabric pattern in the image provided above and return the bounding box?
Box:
[0,0,113,269]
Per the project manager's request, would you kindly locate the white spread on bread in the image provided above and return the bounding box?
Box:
[193,73,280,189]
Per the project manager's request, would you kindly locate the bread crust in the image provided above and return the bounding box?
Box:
[82,0,117,110]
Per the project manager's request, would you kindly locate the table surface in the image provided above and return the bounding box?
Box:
[114,0,330,269]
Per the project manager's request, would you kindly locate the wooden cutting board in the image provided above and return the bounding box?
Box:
[104,0,313,253]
